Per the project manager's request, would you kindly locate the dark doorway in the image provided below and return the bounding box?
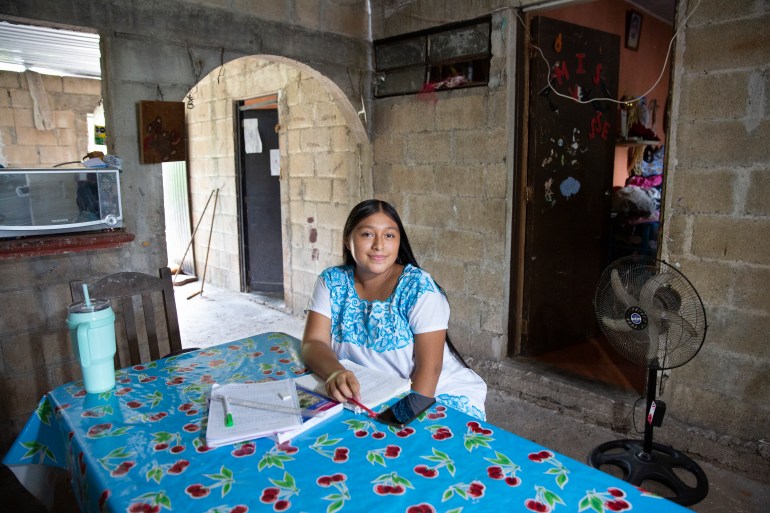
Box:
[517,16,646,392]
[236,97,283,296]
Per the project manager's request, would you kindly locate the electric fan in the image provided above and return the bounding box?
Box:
[587,255,709,506]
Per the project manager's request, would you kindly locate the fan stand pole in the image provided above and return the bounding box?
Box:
[587,365,709,506]
[642,367,656,455]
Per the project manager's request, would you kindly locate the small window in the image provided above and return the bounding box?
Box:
[374,18,491,98]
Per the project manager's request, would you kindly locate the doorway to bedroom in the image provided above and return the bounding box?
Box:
[513,0,675,394]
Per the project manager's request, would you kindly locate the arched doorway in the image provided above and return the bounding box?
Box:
[167,55,370,314]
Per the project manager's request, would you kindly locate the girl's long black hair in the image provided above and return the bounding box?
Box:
[342,199,470,368]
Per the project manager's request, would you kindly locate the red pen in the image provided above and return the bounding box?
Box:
[348,397,378,418]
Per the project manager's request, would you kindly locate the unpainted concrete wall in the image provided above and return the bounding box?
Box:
[0,0,370,454]
[185,56,368,311]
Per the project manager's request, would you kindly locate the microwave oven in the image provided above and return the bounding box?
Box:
[0,167,123,239]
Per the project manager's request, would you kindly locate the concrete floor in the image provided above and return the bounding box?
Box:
[173,280,769,513]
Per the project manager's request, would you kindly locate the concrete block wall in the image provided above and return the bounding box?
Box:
[0,71,106,451]
[661,0,770,446]
[186,56,365,311]
[0,71,100,167]
[371,11,512,362]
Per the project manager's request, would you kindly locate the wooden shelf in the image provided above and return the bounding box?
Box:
[0,231,135,260]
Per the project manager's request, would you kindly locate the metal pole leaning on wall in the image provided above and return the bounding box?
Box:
[173,188,216,285]
[188,188,219,300]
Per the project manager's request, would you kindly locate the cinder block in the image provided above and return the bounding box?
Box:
[435,94,486,131]
[289,152,316,177]
[436,229,485,262]
[677,119,770,168]
[457,128,507,164]
[299,76,332,104]
[388,101,436,134]
[288,103,315,129]
[466,265,505,299]
[745,169,770,215]
[315,152,352,179]
[681,72,749,121]
[12,107,33,128]
[302,177,333,202]
[17,126,57,146]
[0,71,20,89]
[408,195,454,229]
[38,145,79,165]
[0,107,14,126]
[733,266,770,314]
[672,255,733,308]
[0,288,48,334]
[373,135,404,164]
[421,258,465,294]
[691,216,770,265]
[300,127,331,152]
[403,224,435,259]
[62,76,101,96]
[315,101,343,127]
[330,126,354,152]
[9,88,32,109]
[685,14,770,71]
[671,168,736,214]
[448,295,482,332]
[484,163,508,199]
[405,132,453,163]
[5,144,39,166]
[706,306,770,356]
[316,203,350,231]
[480,299,504,334]
[40,74,63,93]
[389,164,435,192]
[435,164,483,198]
[453,197,506,234]
[332,178,348,204]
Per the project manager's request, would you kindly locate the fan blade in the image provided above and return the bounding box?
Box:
[600,316,633,332]
[653,308,699,337]
[610,269,637,308]
[639,272,675,310]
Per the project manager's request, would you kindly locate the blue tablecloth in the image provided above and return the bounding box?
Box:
[4,332,690,512]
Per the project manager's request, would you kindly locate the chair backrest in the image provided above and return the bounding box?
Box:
[70,267,182,368]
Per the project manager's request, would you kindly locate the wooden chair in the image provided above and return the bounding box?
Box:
[70,267,193,367]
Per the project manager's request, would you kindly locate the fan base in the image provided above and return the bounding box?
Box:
[588,439,708,506]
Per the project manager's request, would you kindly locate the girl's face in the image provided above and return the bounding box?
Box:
[346,211,401,276]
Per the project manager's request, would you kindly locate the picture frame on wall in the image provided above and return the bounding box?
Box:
[625,9,643,51]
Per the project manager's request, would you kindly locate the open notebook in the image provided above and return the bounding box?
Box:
[205,380,303,447]
[293,359,411,414]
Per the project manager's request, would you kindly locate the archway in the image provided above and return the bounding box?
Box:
[169,55,371,314]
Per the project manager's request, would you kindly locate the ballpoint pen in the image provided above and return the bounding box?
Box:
[347,397,378,418]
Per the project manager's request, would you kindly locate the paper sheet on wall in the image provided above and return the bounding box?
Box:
[270,149,280,176]
[243,118,262,153]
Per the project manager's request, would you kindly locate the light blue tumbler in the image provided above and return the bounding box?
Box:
[67,296,117,394]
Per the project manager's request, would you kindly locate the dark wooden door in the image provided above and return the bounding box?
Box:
[239,106,283,293]
[520,17,619,355]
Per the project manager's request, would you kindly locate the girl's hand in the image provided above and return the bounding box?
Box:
[325,369,361,403]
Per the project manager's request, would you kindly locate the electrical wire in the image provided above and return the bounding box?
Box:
[510,0,703,107]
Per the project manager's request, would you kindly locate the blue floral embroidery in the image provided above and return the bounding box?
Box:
[436,394,486,421]
[323,264,439,352]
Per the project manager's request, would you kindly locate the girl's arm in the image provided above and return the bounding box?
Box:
[300,310,361,402]
[410,329,446,397]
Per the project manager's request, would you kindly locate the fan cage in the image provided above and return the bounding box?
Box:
[594,256,707,370]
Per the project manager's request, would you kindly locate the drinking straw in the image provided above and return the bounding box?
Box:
[82,284,92,308]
